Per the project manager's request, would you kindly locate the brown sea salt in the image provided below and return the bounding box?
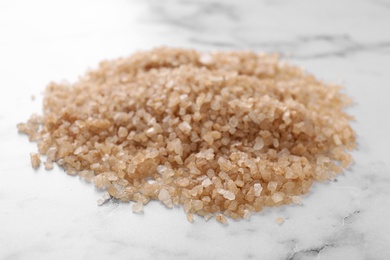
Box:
[18,47,356,222]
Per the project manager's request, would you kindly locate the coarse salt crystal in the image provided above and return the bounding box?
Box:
[253,137,264,151]
[132,202,144,213]
[276,217,284,225]
[254,183,263,197]
[292,196,302,204]
[216,214,228,224]
[30,153,41,169]
[271,192,284,203]
[201,178,213,187]
[158,188,171,201]
[157,165,167,174]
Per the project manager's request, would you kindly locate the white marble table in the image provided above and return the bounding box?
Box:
[1,0,390,259]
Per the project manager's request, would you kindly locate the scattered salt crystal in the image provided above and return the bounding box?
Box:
[30,153,41,169]
[132,202,144,213]
[276,217,284,225]
[97,192,111,206]
[44,161,53,170]
[178,121,192,135]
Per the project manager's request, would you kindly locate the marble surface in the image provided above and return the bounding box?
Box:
[1,0,390,259]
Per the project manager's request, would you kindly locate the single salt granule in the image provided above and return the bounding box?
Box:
[254,183,263,197]
[267,181,278,192]
[132,202,144,213]
[178,121,192,135]
[223,190,236,201]
[216,213,228,224]
[159,188,173,208]
[201,178,213,187]
[253,137,264,151]
[276,217,284,225]
[30,153,41,169]
[228,116,238,128]
[292,196,302,204]
[177,178,190,187]
[157,165,167,174]
[271,192,285,203]
[118,126,128,138]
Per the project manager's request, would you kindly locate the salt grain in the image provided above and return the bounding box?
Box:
[187,213,194,223]
[118,127,128,138]
[271,192,285,203]
[292,196,302,204]
[157,165,167,174]
[254,183,263,197]
[132,202,144,213]
[276,217,284,225]
[44,161,53,170]
[201,178,213,187]
[267,181,278,192]
[253,137,264,151]
[158,188,171,201]
[97,192,111,206]
[216,213,228,224]
[30,153,41,169]
[178,121,192,135]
